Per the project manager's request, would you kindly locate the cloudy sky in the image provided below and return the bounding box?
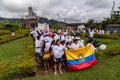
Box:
[0,0,120,23]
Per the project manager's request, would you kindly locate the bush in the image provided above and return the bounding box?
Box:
[105,44,120,57]
[17,36,37,76]
[94,33,120,40]
[0,36,37,79]
[0,29,29,44]
[0,30,11,36]
[80,33,86,38]
[0,61,18,80]
[102,40,111,44]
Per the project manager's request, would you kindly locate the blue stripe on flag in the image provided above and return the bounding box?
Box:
[67,54,96,66]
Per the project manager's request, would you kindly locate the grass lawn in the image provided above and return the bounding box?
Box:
[0,37,27,61]
[23,55,120,80]
[23,38,120,80]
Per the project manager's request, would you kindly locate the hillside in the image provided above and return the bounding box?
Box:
[0,17,66,27]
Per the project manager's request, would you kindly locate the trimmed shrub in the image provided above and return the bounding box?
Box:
[102,40,111,44]
[0,29,29,44]
[94,33,120,40]
[0,30,11,36]
[0,36,37,79]
[105,44,120,57]
[80,33,86,38]
[17,36,37,76]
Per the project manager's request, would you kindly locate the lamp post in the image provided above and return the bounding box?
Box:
[57,14,60,30]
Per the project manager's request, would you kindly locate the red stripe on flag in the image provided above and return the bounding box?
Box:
[68,59,98,71]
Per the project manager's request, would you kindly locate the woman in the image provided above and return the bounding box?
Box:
[87,39,96,52]
[49,40,56,69]
[52,39,64,75]
[71,39,79,49]
[42,41,51,73]
[35,36,43,63]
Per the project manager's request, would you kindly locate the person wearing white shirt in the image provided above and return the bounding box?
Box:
[99,30,102,35]
[107,30,110,35]
[65,34,72,42]
[52,40,64,75]
[35,36,43,63]
[60,35,65,41]
[66,41,72,49]
[41,41,51,73]
[75,35,81,40]
[60,32,65,41]
[87,39,96,52]
[71,39,79,49]
[11,31,15,39]
[101,30,105,34]
[54,33,60,41]
[78,39,84,48]
[89,31,94,38]
[44,34,53,45]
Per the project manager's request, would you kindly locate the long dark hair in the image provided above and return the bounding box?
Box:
[56,39,60,45]
[49,40,55,53]
[41,41,46,54]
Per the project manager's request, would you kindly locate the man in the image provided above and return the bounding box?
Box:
[89,30,94,40]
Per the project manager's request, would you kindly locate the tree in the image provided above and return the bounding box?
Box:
[86,19,101,29]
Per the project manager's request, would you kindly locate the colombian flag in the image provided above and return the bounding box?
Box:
[65,44,98,71]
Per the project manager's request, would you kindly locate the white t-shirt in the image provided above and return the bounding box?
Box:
[12,32,15,36]
[71,43,79,49]
[60,35,65,41]
[53,45,64,58]
[35,40,42,53]
[75,37,81,40]
[78,40,84,48]
[67,44,72,49]
[65,36,72,42]
[99,30,102,34]
[33,31,38,40]
[54,34,60,41]
[87,43,96,52]
[89,31,94,37]
[44,36,53,44]
[45,42,51,51]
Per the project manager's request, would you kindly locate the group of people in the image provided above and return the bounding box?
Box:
[30,28,96,75]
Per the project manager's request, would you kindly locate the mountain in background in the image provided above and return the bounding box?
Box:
[0,17,66,27]
[0,17,19,22]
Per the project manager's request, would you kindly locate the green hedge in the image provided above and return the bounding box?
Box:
[105,44,120,57]
[0,36,37,80]
[0,30,29,44]
[75,33,120,40]
[94,33,120,40]
[0,30,11,36]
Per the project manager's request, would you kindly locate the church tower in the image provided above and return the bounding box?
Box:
[22,6,38,28]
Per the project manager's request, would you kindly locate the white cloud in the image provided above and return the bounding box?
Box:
[0,0,120,23]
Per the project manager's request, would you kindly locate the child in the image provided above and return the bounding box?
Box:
[42,41,51,73]
[52,39,64,75]
[11,31,15,39]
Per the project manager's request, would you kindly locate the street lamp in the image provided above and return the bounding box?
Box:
[57,14,60,30]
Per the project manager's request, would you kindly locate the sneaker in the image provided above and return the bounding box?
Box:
[49,69,52,71]
[54,72,57,75]
[45,70,48,73]
[60,71,63,74]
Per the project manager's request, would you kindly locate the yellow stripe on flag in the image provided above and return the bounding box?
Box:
[65,44,94,60]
